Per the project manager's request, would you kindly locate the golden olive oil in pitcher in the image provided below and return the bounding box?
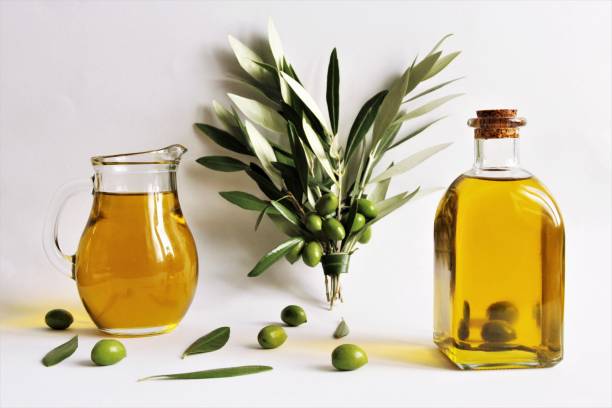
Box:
[434,110,564,369]
[76,191,198,334]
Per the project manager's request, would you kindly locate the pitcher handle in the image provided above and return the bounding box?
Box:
[42,178,93,280]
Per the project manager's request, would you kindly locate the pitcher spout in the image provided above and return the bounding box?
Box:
[91,144,188,166]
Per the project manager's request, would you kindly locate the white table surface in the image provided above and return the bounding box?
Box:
[1,1,610,407]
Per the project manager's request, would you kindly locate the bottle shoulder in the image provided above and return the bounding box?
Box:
[436,173,564,228]
[462,166,533,180]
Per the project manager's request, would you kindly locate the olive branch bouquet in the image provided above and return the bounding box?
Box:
[195,20,462,309]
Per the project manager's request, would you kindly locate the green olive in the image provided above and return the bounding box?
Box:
[457,318,470,341]
[316,193,338,216]
[357,198,378,219]
[45,309,73,330]
[91,339,126,366]
[481,320,516,343]
[257,325,287,349]
[280,305,307,327]
[331,344,368,371]
[344,213,366,232]
[486,301,519,323]
[302,241,323,267]
[358,226,372,244]
[463,301,471,320]
[305,213,323,233]
[285,240,304,264]
[323,218,346,241]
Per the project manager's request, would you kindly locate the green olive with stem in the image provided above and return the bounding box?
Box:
[357,199,378,219]
[305,213,323,233]
[346,213,366,232]
[323,218,346,241]
[358,226,372,243]
[302,241,323,267]
[316,193,338,216]
[285,240,304,264]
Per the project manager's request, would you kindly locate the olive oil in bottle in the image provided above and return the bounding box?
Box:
[434,109,564,369]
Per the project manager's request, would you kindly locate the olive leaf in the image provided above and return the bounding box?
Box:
[280,72,330,135]
[405,52,441,95]
[268,19,284,68]
[404,77,464,103]
[288,122,309,192]
[268,214,304,237]
[213,100,240,133]
[182,327,230,358]
[369,162,393,202]
[248,237,304,277]
[138,365,273,382]
[302,117,336,182]
[423,51,461,81]
[229,94,287,134]
[393,94,463,125]
[369,143,452,184]
[228,36,271,84]
[196,156,248,172]
[374,188,421,219]
[270,199,300,227]
[42,336,78,367]
[428,33,453,55]
[333,319,349,339]
[326,48,340,134]
[387,117,446,151]
[219,191,278,214]
[246,164,284,200]
[243,121,284,189]
[345,90,388,160]
[195,123,252,156]
[372,67,411,145]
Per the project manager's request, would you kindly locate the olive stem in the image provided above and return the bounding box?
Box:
[325,275,330,302]
[286,192,306,218]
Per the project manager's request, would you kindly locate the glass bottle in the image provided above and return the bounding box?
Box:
[433,109,564,369]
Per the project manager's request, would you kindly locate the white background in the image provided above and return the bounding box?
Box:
[1,1,610,407]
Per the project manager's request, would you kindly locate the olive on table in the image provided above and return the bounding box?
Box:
[281,305,307,327]
[305,213,323,233]
[481,320,516,343]
[316,193,338,216]
[323,218,346,241]
[331,344,368,371]
[302,241,323,267]
[285,240,305,264]
[91,339,126,366]
[357,199,378,219]
[45,309,74,330]
[486,301,519,323]
[358,226,372,244]
[257,325,287,349]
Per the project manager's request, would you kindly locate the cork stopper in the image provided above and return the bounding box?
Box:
[467,109,526,139]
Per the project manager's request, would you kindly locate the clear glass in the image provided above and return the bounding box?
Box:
[434,137,565,369]
[43,145,198,336]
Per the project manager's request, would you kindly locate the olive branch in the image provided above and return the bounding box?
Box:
[195,19,462,308]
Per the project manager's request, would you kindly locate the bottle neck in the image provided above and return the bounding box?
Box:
[473,138,520,169]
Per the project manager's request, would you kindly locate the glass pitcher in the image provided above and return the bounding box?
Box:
[43,145,198,336]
